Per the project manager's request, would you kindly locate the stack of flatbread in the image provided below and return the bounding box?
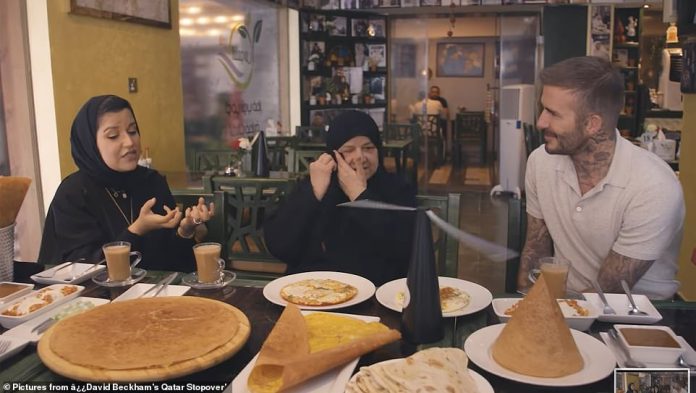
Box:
[0,176,31,228]
[345,347,479,393]
[491,275,584,377]
[247,304,400,393]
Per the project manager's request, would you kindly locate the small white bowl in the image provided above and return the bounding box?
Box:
[0,282,34,305]
[492,298,598,331]
[615,324,684,364]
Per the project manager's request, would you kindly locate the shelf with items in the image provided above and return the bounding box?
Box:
[299,9,388,129]
[612,7,642,137]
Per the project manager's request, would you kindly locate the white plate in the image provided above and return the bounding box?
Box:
[262,271,376,310]
[31,262,106,285]
[492,298,598,331]
[0,284,84,329]
[464,324,615,387]
[0,335,30,362]
[0,282,34,305]
[375,277,492,317]
[599,332,696,369]
[582,293,662,324]
[2,297,110,342]
[113,283,191,302]
[346,358,494,393]
[229,312,379,393]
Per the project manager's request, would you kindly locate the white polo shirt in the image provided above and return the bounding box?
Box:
[525,131,685,299]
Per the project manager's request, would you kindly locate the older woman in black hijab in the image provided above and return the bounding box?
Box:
[38,95,212,272]
[264,111,416,285]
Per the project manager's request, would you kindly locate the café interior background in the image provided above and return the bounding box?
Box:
[0,0,694,298]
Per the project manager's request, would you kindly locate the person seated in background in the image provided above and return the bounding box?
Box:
[38,95,213,272]
[517,56,684,300]
[409,91,444,121]
[264,111,416,285]
[428,85,450,150]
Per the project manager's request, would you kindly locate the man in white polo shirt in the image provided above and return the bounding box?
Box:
[517,56,684,300]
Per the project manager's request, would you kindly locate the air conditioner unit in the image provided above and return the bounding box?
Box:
[491,84,536,199]
[659,47,683,111]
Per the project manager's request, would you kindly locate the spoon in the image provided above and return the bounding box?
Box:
[609,328,646,368]
[620,280,648,316]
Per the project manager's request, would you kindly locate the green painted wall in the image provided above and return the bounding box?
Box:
[47,0,185,177]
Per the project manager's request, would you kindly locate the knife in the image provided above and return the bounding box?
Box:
[139,273,178,299]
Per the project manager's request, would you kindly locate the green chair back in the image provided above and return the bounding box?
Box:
[454,111,486,165]
[204,176,297,283]
[384,123,420,185]
[505,196,527,293]
[171,190,227,259]
[416,193,461,278]
[293,149,324,173]
[194,150,235,172]
[295,126,326,143]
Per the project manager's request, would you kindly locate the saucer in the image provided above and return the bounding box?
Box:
[92,268,147,287]
[181,270,236,289]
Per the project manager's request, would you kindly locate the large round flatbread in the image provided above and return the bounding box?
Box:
[38,297,250,381]
[280,279,358,306]
[345,348,479,393]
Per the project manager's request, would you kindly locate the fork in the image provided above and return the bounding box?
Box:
[591,279,616,315]
[0,339,11,355]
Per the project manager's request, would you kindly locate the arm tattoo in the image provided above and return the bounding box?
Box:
[517,214,553,291]
[596,250,654,293]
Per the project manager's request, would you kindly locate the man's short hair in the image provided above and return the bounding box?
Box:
[539,56,624,131]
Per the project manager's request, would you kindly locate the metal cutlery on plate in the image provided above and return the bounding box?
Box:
[591,279,616,315]
[138,272,178,299]
[34,259,84,279]
[620,280,648,316]
[0,339,10,355]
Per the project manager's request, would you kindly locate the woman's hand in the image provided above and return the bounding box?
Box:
[178,197,215,238]
[128,197,182,236]
[309,153,337,201]
[335,151,367,201]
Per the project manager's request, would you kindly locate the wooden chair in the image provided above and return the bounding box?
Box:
[293,149,324,173]
[295,126,326,143]
[194,150,235,172]
[411,115,445,168]
[416,193,461,278]
[505,196,527,294]
[453,111,486,166]
[383,123,419,185]
[266,136,294,172]
[171,190,227,259]
[203,176,297,282]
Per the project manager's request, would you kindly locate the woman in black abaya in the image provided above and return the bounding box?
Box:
[38,95,212,272]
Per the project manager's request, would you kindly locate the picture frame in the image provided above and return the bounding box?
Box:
[368,43,387,67]
[420,0,441,5]
[327,16,348,36]
[369,19,386,38]
[351,18,369,37]
[400,0,419,7]
[69,0,170,29]
[436,42,485,77]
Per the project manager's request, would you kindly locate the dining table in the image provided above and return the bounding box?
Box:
[1,261,695,393]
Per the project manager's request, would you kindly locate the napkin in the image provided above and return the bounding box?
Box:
[0,176,31,228]
[247,304,401,393]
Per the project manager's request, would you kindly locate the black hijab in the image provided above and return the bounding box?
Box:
[70,95,148,190]
[326,110,384,165]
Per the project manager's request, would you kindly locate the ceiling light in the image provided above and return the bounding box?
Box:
[187,6,201,14]
[197,16,210,25]
[214,16,228,23]
[180,18,194,26]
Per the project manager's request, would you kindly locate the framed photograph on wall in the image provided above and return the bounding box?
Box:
[421,0,441,5]
[70,0,171,28]
[351,18,369,37]
[368,44,387,67]
[400,0,419,6]
[377,0,401,7]
[436,42,485,77]
[369,19,386,37]
[327,16,348,36]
